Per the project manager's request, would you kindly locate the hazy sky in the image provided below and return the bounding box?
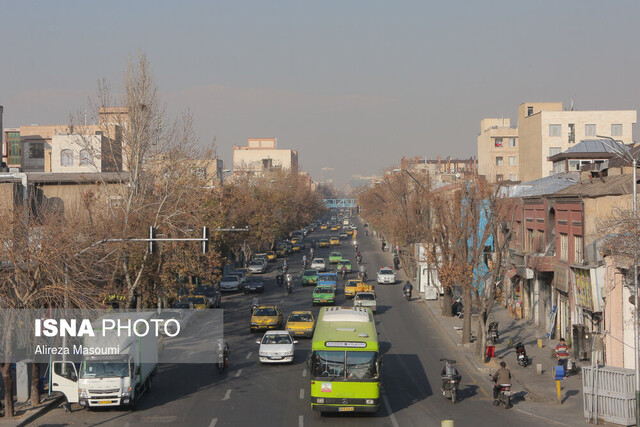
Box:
[3,0,640,187]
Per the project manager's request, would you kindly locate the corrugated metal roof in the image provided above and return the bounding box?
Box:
[565,139,619,154]
[506,172,580,198]
[552,174,638,198]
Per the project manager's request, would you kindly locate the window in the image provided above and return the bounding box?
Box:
[79,149,92,166]
[611,124,623,136]
[526,229,534,252]
[494,138,503,147]
[549,124,562,137]
[585,124,596,136]
[496,174,504,181]
[510,174,518,181]
[29,143,44,159]
[509,138,516,148]
[574,235,584,263]
[569,160,581,171]
[496,157,504,166]
[535,229,545,253]
[549,147,562,157]
[7,132,20,164]
[560,233,568,262]
[568,124,575,144]
[60,149,73,166]
[509,156,517,166]
[527,106,534,116]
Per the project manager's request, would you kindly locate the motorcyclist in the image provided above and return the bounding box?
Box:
[340,265,348,279]
[356,252,362,264]
[286,273,293,293]
[276,267,284,287]
[403,281,413,299]
[492,361,512,406]
[359,265,367,281]
[282,259,288,273]
[354,242,359,252]
[440,360,460,393]
[302,254,308,268]
[217,338,230,371]
[381,241,386,252]
[309,248,315,259]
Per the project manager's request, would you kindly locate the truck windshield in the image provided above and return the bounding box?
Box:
[80,361,129,378]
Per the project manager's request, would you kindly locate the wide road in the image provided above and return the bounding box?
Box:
[34,216,559,427]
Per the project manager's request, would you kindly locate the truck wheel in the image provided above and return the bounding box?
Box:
[129,400,136,411]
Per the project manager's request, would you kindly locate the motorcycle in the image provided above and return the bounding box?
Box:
[491,376,512,408]
[302,260,308,269]
[359,271,368,281]
[515,342,530,367]
[440,358,461,404]
[285,275,293,294]
[341,269,348,279]
[356,255,362,265]
[250,297,260,314]
[216,339,229,375]
[451,297,463,318]
[403,288,412,301]
[488,322,499,345]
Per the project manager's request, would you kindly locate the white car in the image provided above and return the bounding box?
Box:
[311,258,326,272]
[354,292,377,313]
[377,267,396,284]
[219,275,242,291]
[248,259,268,274]
[256,331,297,364]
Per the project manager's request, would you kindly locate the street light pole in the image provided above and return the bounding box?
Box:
[598,135,639,423]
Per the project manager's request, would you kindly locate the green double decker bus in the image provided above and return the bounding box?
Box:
[309,307,380,413]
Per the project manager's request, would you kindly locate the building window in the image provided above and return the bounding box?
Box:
[509,138,516,147]
[568,124,575,144]
[560,233,568,262]
[549,147,562,157]
[29,143,44,159]
[611,124,623,136]
[496,174,504,181]
[527,106,534,116]
[494,138,503,147]
[60,149,73,166]
[535,229,545,253]
[496,157,504,166]
[526,229,534,252]
[79,149,92,166]
[7,132,21,164]
[549,124,562,137]
[585,124,596,136]
[510,174,518,181]
[574,235,584,264]
[569,160,581,171]
[509,156,517,166]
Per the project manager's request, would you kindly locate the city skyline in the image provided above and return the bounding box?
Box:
[2,1,640,187]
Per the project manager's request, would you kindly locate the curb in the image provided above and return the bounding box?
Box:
[15,395,64,427]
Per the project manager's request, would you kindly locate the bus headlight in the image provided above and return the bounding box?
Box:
[316,398,324,404]
[365,399,375,405]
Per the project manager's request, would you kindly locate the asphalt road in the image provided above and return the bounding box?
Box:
[33,216,559,427]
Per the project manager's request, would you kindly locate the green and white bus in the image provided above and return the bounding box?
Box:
[309,307,380,413]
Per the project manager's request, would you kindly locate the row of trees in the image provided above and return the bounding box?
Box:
[358,171,516,361]
[0,54,325,417]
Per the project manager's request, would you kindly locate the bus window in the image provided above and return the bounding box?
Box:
[346,351,378,380]
[312,351,345,379]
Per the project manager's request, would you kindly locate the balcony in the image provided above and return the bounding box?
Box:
[527,254,555,272]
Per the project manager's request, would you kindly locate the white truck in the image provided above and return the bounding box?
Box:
[52,312,158,409]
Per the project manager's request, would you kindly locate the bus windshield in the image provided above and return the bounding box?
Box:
[311,350,378,381]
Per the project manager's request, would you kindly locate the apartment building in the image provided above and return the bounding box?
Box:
[477,118,519,182]
[233,138,298,176]
[518,102,636,182]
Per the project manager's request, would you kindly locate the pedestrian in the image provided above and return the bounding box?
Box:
[555,337,569,376]
[381,241,386,252]
[393,255,400,270]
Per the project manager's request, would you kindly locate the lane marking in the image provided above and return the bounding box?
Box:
[382,393,400,427]
[246,351,252,359]
[302,368,307,377]
[298,415,304,427]
[235,368,243,378]
[222,389,232,401]
[209,418,218,427]
[299,388,304,399]
[513,407,571,426]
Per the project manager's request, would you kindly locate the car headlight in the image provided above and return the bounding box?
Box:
[251,322,258,325]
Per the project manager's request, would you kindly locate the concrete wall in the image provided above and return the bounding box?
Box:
[51,134,103,173]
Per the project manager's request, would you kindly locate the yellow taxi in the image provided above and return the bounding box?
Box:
[292,242,303,253]
[320,224,328,230]
[330,225,340,231]
[291,237,300,244]
[346,229,354,236]
[329,236,340,246]
[285,311,316,338]
[185,296,210,310]
[266,251,277,262]
[250,305,284,332]
[344,280,363,299]
[319,239,330,247]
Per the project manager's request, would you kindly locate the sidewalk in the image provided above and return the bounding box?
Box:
[0,394,64,427]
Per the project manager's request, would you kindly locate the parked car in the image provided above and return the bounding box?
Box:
[248,259,268,274]
[256,331,297,364]
[311,258,326,272]
[243,276,265,294]
[194,286,222,308]
[354,292,377,313]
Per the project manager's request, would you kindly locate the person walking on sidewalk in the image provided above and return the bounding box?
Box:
[555,337,570,375]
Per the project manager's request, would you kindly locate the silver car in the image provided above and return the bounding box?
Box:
[354,292,377,313]
[248,259,268,274]
[310,258,326,272]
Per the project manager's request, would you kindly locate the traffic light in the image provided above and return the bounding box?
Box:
[149,226,157,254]
[202,226,210,254]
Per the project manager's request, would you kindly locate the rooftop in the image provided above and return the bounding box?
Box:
[552,174,639,198]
